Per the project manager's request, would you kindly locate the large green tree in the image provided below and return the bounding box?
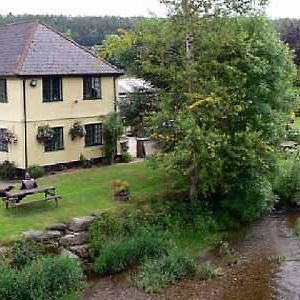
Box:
[101,1,296,212]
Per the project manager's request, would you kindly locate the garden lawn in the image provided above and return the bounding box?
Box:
[0,162,170,243]
[295,117,300,128]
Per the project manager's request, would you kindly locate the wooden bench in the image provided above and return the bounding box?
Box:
[3,186,61,209]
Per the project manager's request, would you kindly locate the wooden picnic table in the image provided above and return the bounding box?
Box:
[3,185,61,209]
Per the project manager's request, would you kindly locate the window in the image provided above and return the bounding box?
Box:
[83,77,101,100]
[44,127,64,152]
[0,128,8,152]
[0,79,7,103]
[43,76,62,102]
[85,123,102,146]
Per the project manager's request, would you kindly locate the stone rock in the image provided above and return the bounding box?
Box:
[46,223,67,232]
[23,230,45,241]
[69,244,90,259]
[23,230,62,243]
[60,248,80,261]
[60,232,89,247]
[45,230,62,239]
[69,216,95,232]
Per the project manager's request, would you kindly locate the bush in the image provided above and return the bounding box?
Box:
[272,157,300,205]
[221,176,277,224]
[0,256,83,300]
[103,112,124,164]
[93,229,170,274]
[0,160,17,180]
[134,249,197,293]
[0,263,22,300]
[23,256,83,300]
[89,213,123,257]
[28,165,45,178]
[120,152,133,163]
[11,240,46,268]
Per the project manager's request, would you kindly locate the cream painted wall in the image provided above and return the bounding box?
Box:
[0,76,117,169]
[0,121,25,168]
[0,79,24,122]
[26,77,115,121]
[27,117,105,167]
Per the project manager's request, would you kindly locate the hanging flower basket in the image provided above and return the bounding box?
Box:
[0,130,17,144]
[37,125,54,144]
[69,121,85,140]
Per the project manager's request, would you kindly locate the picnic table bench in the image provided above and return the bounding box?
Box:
[3,186,61,209]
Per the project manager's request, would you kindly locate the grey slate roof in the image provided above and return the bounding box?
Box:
[0,21,123,76]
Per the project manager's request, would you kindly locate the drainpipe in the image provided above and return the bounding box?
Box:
[113,76,117,112]
[22,79,28,171]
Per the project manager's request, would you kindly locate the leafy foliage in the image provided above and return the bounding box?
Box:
[0,161,17,180]
[11,240,46,268]
[0,256,83,300]
[134,248,197,293]
[28,165,45,178]
[112,14,296,205]
[272,155,300,205]
[103,112,124,164]
[0,14,135,47]
[93,229,170,274]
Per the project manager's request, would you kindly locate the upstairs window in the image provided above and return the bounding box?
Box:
[43,76,62,102]
[85,123,102,146]
[83,77,101,100]
[44,127,64,152]
[0,128,8,152]
[0,79,7,103]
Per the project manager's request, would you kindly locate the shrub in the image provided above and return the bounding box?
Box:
[23,256,83,300]
[221,176,277,224]
[272,157,300,205]
[89,213,123,257]
[103,112,124,164]
[0,160,17,180]
[11,240,46,268]
[93,229,170,274]
[28,165,45,178]
[0,263,22,300]
[134,249,197,293]
[120,152,133,163]
[0,256,83,300]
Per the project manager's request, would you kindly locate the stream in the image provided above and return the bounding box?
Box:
[81,211,300,300]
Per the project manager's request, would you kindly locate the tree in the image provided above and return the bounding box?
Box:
[118,87,156,137]
[149,15,296,203]
[103,113,124,164]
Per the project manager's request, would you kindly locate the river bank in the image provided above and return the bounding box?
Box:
[81,212,300,300]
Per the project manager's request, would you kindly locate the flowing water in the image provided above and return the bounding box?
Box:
[81,212,300,300]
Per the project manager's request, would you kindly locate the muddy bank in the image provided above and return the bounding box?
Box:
[81,214,300,300]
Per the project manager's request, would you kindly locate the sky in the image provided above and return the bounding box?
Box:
[0,0,300,19]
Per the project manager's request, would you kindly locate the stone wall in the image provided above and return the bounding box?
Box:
[22,214,98,261]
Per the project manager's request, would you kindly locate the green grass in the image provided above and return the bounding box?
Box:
[0,162,169,243]
[294,117,300,128]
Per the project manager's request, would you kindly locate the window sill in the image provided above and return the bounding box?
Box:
[85,144,103,148]
[42,99,63,103]
[44,148,65,153]
[83,98,102,101]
